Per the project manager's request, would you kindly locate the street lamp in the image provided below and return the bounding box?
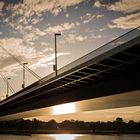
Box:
[22,62,28,89]
[54,33,61,76]
[6,77,11,98]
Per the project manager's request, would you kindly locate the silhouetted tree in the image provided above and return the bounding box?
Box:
[0,117,140,134]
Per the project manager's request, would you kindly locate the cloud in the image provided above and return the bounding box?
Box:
[43,47,54,53]
[0,37,71,75]
[99,28,106,31]
[2,0,85,21]
[108,12,140,29]
[66,34,87,43]
[0,37,43,75]
[76,35,87,41]
[96,14,104,19]
[31,52,70,68]
[1,0,84,40]
[0,1,4,16]
[80,13,95,24]
[0,1,4,10]
[107,0,140,30]
[30,17,44,25]
[91,34,103,39]
[0,1,83,75]
[23,26,46,44]
[94,0,101,8]
[45,22,80,34]
[41,42,49,47]
[107,0,140,13]
[80,13,104,24]
[65,13,70,18]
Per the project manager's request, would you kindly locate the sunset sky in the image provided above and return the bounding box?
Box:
[35,106,140,122]
[0,0,140,121]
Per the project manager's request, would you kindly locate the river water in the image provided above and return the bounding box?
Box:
[0,134,140,140]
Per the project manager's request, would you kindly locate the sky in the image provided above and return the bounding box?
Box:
[0,0,140,121]
[34,106,140,122]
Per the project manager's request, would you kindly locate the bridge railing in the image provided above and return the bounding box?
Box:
[56,26,140,75]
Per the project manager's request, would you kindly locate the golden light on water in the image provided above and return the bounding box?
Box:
[53,103,76,115]
[48,134,83,140]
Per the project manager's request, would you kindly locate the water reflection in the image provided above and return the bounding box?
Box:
[48,134,83,140]
[0,134,140,140]
[0,134,84,140]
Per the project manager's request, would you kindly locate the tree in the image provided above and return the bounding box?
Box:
[115,117,124,123]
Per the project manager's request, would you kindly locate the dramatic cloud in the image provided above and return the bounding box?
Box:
[1,0,85,41]
[2,0,85,24]
[108,12,140,29]
[107,0,140,13]
[0,1,84,75]
[107,0,140,29]
[23,0,85,15]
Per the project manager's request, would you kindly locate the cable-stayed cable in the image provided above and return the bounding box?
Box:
[25,66,41,80]
[0,46,41,80]
[0,74,15,94]
[0,76,7,98]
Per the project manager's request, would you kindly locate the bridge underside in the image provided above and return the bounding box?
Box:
[0,90,139,121]
[0,29,140,119]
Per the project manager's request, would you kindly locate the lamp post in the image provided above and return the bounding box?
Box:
[22,63,28,89]
[6,77,11,98]
[54,33,61,76]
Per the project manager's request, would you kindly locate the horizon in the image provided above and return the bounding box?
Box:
[27,106,140,123]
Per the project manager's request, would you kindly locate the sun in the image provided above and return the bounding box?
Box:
[53,103,76,115]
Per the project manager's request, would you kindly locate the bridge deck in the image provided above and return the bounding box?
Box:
[0,27,140,116]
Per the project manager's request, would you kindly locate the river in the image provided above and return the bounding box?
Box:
[0,134,140,140]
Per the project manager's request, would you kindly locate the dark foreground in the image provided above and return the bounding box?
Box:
[0,117,140,136]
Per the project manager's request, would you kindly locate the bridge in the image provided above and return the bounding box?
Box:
[0,27,140,120]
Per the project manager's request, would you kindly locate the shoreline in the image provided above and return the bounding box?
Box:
[0,130,140,135]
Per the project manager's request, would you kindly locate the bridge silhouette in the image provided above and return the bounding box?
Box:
[0,27,140,120]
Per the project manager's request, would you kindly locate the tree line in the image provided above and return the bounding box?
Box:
[0,117,140,133]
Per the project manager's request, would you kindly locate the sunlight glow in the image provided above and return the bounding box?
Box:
[53,103,76,115]
[49,134,83,140]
